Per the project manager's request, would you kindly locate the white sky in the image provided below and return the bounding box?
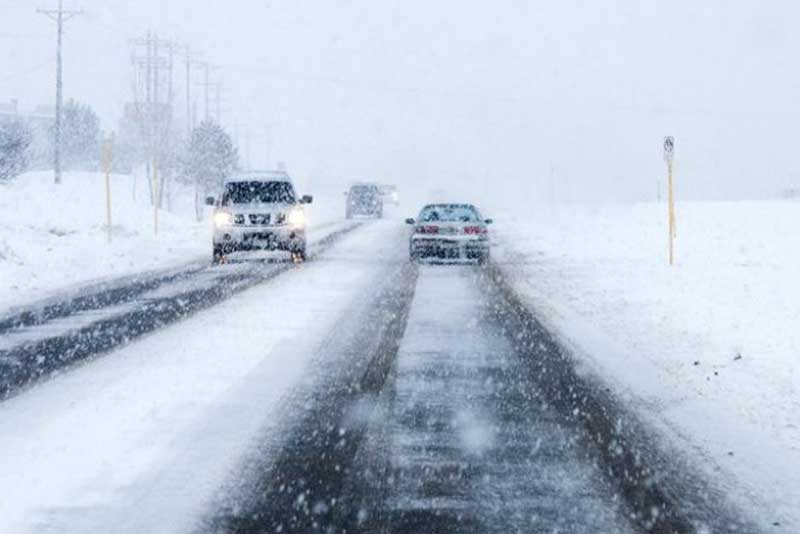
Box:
[2,0,799,201]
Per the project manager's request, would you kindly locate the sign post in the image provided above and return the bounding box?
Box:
[153,155,159,237]
[101,140,113,243]
[663,136,676,265]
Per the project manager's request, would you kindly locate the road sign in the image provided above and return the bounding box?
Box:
[664,136,675,163]
[102,141,113,243]
[663,136,676,265]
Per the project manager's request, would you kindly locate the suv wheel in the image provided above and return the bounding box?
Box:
[409,244,420,264]
[213,245,225,265]
[291,245,307,263]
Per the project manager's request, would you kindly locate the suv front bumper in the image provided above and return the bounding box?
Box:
[214,225,306,252]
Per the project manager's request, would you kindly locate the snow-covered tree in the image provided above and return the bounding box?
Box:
[0,117,32,181]
[182,121,238,219]
[60,99,102,170]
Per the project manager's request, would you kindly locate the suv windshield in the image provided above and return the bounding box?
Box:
[222,181,296,205]
[419,204,480,222]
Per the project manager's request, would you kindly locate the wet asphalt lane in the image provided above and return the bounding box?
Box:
[350,266,636,534]
[211,264,638,534]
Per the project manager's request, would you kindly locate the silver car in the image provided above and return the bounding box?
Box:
[405,203,492,263]
[206,171,313,263]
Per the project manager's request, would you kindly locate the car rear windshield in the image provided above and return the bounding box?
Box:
[222,181,296,205]
[419,205,480,222]
[350,185,378,198]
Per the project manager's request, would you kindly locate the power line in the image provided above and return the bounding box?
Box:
[36,0,82,185]
[183,46,204,136]
[195,63,221,123]
[130,30,174,208]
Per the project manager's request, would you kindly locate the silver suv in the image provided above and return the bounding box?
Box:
[206,171,313,263]
[405,203,492,263]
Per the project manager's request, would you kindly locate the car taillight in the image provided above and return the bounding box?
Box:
[417,225,439,234]
[464,226,487,234]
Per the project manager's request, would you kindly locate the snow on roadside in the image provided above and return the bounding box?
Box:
[493,200,800,529]
[0,171,344,310]
[0,220,404,534]
[0,171,208,308]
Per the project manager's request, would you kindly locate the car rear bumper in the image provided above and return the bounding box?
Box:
[214,225,305,251]
[411,236,489,260]
[347,205,382,216]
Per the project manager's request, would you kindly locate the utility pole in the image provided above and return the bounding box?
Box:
[184,47,203,137]
[217,86,233,127]
[185,49,192,137]
[153,34,161,212]
[130,31,171,217]
[37,0,82,185]
[215,81,224,124]
[203,63,210,122]
[196,63,220,123]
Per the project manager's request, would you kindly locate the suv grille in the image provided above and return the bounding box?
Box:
[232,214,275,225]
[249,214,271,225]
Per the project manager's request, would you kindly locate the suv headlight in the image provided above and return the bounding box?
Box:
[214,212,232,227]
[287,208,306,227]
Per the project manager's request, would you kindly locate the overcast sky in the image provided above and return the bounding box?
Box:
[2,0,799,201]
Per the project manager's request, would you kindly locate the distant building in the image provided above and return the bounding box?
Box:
[0,100,54,124]
[0,99,55,169]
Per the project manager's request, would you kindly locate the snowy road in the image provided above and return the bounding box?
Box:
[208,267,638,533]
[360,267,634,533]
[0,220,360,399]
[0,219,757,533]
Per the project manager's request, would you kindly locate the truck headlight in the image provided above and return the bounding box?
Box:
[213,212,232,227]
[287,208,306,227]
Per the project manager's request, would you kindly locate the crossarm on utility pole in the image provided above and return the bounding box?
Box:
[37,0,83,185]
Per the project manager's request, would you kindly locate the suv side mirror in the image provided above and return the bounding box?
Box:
[205,196,216,206]
[484,218,493,225]
[405,218,415,225]
[301,195,313,204]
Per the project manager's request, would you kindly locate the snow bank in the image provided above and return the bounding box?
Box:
[494,200,800,529]
[0,171,209,308]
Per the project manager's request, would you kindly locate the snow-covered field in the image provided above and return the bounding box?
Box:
[0,171,343,309]
[494,200,800,528]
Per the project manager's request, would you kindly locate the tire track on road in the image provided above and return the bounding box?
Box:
[205,259,419,534]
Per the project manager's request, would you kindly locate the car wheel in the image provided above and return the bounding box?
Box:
[409,244,420,263]
[292,245,307,263]
[212,246,225,265]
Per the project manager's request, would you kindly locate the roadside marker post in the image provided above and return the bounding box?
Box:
[153,155,159,237]
[101,141,113,243]
[664,136,676,265]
